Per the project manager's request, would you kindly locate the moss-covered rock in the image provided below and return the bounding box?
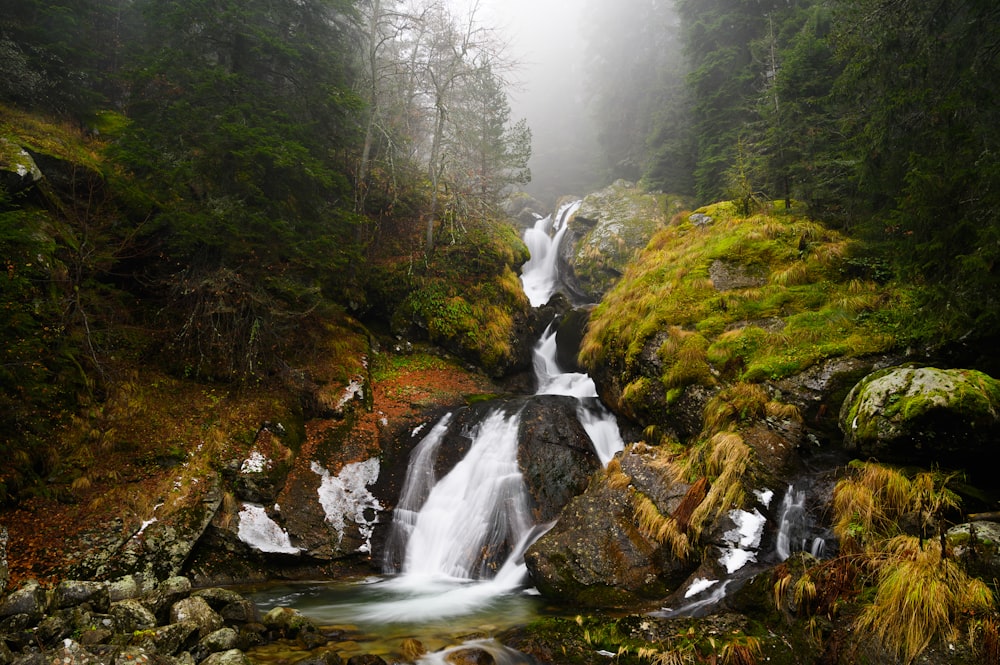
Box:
[523,445,694,608]
[559,181,688,302]
[579,201,914,444]
[839,366,1000,463]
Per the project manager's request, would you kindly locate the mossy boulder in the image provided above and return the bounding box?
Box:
[839,366,1000,464]
[559,181,685,302]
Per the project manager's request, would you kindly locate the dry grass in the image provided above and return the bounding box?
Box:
[685,431,752,539]
[721,636,762,665]
[631,491,691,559]
[858,536,993,664]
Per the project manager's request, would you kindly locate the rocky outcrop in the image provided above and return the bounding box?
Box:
[558,181,686,303]
[67,476,223,582]
[0,138,42,194]
[517,396,602,522]
[524,444,694,607]
[839,366,1000,463]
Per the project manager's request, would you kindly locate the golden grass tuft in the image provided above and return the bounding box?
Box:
[771,261,810,286]
[832,462,912,546]
[631,490,691,559]
[857,536,993,664]
[685,431,752,538]
[721,636,762,665]
[969,615,1000,663]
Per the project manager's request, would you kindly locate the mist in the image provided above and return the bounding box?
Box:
[448,0,603,207]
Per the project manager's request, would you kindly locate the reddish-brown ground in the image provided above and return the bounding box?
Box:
[2,354,498,588]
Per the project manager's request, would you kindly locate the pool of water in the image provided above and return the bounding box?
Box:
[240,575,546,663]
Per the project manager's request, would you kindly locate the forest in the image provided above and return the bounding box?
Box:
[1,0,999,510]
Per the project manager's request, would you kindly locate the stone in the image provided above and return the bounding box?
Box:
[445,648,495,665]
[261,607,317,638]
[200,649,251,665]
[53,580,110,613]
[345,656,387,665]
[170,597,223,638]
[109,599,157,633]
[524,454,691,608]
[47,639,102,665]
[0,527,7,597]
[558,181,684,302]
[0,581,47,619]
[948,521,1000,583]
[839,366,1000,463]
[147,621,199,656]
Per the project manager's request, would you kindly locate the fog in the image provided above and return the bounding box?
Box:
[448,0,604,206]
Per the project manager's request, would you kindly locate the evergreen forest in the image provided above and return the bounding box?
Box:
[2,0,999,510]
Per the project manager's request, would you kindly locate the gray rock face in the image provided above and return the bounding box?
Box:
[839,366,1000,463]
[200,649,252,665]
[0,581,47,619]
[516,396,602,522]
[110,599,157,633]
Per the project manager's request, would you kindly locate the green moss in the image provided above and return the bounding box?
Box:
[581,202,926,438]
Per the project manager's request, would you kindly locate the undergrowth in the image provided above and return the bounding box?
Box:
[774,461,998,664]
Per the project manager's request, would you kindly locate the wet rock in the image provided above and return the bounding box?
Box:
[192,589,259,625]
[109,599,157,633]
[197,626,239,656]
[445,647,495,665]
[53,580,110,613]
[0,581,47,619]
[170,597,223,638]
[199,649,251,665]
[525,450,692,607]
[840,366,1000,464]
[345,656,387,665]
[517,396,602,522]
[261,607,317,639]
[160,621,201,655]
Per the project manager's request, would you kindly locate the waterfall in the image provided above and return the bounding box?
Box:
[520,200,582,307]
[368,198,624,621]
[399,410,531,582]
[775,484,826,560]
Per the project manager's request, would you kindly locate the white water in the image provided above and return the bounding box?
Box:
[520,200,582,307]
[400,410,531,581]
[775,484,826,560]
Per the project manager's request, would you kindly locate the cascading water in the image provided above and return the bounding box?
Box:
[247,198,627,659]
[775,484,827,560]
[520,200,582,307]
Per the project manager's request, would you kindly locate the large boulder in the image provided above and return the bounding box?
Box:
[559,181,686,302]
[0,139,43,194]
[516,396,602,522]
[524,444,693,607]
[839,366,1000,463]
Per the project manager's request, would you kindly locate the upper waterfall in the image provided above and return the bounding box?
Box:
[520,200,583,307]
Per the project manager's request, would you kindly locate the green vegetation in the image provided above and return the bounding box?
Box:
[581,203,912,431]
[514,614,772,665]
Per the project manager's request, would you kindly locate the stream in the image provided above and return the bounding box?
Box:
[245,201,622,663]
[243,200,836,662]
